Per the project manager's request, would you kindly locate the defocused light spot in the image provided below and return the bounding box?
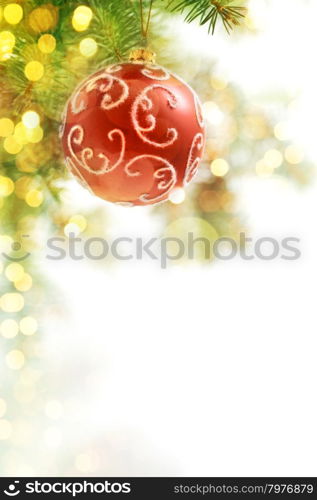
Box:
[24,61,44,81]
[25,189,43,207]
[22,111,40,129]
[28,7,56,33]
[0,31,15,61]
[285,145,304,165]
[203,101,224,125]
[79,37,97,58]
[264,149,283,169]
[72,6,93,31]
[69,215,87,233]
[3,136,23,154]
[38,34,56,54]
[0,118,14,137]
[244,114,268,139]
[20,316,38,336]
[14,122,29,145]
[0,319,19,339]
[0,235,13,253]
[15,176,35,199]
[64,223,80,237]
[274,121,290,141]
[6,350,25,370]
[169,187,185,204]
[5,263,24,282]
[3,4,23,25]
[211,158,229,177]
[15,273,32,292]
[0,176,14,196]
[0,293,24,312]
[26,125,43,143]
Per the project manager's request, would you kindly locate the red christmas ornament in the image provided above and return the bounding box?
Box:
[61,52,205,206]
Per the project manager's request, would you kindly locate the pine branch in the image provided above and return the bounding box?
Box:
[165,0,247,34]
[59,0,142,62]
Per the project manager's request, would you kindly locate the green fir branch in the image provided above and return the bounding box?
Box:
[164,0,247,34]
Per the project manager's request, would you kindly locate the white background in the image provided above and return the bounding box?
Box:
[39,0,317,476]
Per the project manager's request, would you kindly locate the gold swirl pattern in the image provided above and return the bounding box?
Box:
[67,125,125,175]
[131,84,178,148]
[71,73,129,114]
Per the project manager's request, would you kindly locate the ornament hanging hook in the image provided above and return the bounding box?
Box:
[129,47,156,63]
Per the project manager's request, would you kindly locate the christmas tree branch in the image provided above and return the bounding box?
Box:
[164,0,247,34]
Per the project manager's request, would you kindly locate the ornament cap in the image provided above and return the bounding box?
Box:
[129,48,156,64]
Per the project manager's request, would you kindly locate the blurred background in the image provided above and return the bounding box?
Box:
[0,0,317,476]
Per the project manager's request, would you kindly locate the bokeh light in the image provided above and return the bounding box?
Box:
[38,34,56,54]
[6,350,25,370]
[203,101,224,125]
[14,122,29,145]
[3,4,23,25]
[264,149,283,169]
[22,111,40,129]
[26,126,44,143]
[72,6,93,31]
[0,293,24,313]
[274,121,290,141]
[25,189,44,207]
[169,188,186,204]
[285,145,304,165]
[0,319,19,339]
[0,118,14,137]
[0,30,15,60]
[64,223,81,237]
[210,158,230,177]
[14,273,33,292]
[28,6,57,33]
[79,37,98,58]
[68,215,87,233]
[5,263,25,282]
[0,235,13,254]
[20,316,38,336]
[24,61,44,82]
[3,136,23,154]
[0,176,14,196]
